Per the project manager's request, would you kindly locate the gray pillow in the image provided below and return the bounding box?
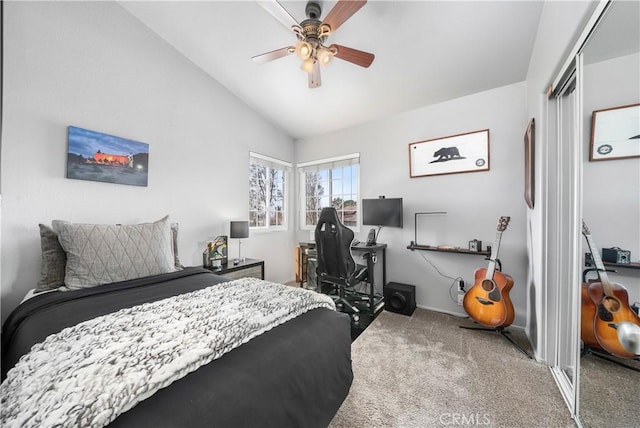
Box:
[36,224,67,291]
[53,215,176,290]
[36,222,182,291]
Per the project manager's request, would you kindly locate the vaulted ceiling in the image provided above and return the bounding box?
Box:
[120,1,545,140]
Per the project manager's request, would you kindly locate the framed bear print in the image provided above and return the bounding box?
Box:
[409,129,490,178]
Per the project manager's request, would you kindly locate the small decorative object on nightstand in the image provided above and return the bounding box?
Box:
[204,235,228,269]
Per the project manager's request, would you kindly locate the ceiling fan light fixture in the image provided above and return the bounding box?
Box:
[295,41,312,60]
[253,0,375,88]
[317,46,333,66]
[301,57,315,73]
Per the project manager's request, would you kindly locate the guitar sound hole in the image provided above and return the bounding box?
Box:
[481,279,495,292]
[602,296,621,313]
[597,303,614,322]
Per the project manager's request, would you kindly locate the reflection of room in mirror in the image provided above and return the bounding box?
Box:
[579,1,640,427]
[589,103,640,161]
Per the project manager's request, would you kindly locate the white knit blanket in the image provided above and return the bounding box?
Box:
[0,278,335,428]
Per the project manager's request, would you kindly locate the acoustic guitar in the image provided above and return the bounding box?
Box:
[581,221,640,359]
[463,216,515,328]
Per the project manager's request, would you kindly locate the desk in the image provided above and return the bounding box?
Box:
[296,241,387,296]
[351,243,387,292]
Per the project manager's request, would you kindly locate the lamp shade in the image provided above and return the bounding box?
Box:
[317,46,333,66]
[301,58,315,73]
[230,221,249,239]
[295,41,312,60]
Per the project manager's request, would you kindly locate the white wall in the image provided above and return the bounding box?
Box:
[296,82,530,326]
[0,1,296,322]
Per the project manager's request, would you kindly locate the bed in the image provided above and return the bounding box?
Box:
[0,217,353,427]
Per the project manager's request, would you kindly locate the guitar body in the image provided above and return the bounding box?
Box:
[463,267,515,328]
[581,221,640,358]
[580,283,599,350]
[587,281,640,358]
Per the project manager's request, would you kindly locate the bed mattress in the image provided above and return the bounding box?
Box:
[1,267,353,427]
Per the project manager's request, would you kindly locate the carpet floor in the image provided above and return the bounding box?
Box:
[579,348,639,428]
[330,308,576,428]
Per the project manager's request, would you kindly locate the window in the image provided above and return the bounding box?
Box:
[249,152,292,230]
[298,153,360,228]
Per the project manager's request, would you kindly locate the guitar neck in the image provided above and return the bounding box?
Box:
[485,230,503,279]
[584,233,614,295]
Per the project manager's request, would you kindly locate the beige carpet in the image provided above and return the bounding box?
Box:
[330,308,575,428]
[579,348,639,428]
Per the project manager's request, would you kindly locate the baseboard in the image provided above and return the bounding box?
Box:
[415,303,526,332]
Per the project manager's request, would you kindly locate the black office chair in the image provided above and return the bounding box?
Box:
[315,207,372,321]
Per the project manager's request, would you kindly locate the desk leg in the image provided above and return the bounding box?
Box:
[367,252,375,313]
[382,248,386,286]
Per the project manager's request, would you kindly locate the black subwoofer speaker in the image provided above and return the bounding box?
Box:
[384,282,416,316]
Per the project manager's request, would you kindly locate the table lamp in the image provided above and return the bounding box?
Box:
[230,221,249,263]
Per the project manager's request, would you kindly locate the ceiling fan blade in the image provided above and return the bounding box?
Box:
[257,0,300,32]
[330,44,375,68]
[252,47,294,65]
[308,61,321,88]
[322,0,367,33]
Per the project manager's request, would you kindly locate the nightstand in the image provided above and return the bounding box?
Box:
[208,258,265,280]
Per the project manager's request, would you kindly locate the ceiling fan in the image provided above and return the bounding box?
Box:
[252,0,375,88]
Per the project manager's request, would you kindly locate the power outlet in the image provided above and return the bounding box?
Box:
[457,279,465,306]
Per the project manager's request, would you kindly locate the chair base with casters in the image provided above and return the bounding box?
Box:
[323,264,373,323]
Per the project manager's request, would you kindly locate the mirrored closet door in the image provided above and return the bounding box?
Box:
[548,1,639,426]
[578,1,640,426]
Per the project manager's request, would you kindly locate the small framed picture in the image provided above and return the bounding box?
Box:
[208,236,228,265]
[589,103,640,161]
[409,129,490,178]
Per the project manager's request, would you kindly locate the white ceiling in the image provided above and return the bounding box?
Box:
[119,1,545,140]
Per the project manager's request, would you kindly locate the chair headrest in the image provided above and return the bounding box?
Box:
[314,207,356,280]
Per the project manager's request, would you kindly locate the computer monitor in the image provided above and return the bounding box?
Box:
[362,197,403,228]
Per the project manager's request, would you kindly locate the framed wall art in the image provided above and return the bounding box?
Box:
[589,103,640,161]
[66,126,149,186]
[524,118,535,209]
[409,129,490,178]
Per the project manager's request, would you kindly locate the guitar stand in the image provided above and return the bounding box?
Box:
[459,324,533,359]
[581,347,640,372]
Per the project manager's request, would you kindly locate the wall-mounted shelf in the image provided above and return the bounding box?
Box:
[407,244,490,256]
[585,253,640,270]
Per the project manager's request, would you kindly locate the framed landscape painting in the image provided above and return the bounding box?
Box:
[66,126,149,186]
[409,129,490,178]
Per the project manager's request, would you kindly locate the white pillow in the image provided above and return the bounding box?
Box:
[53,215,176,290]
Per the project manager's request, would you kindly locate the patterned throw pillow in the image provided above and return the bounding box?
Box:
[53,215,176,290]
[36,220,182,291]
